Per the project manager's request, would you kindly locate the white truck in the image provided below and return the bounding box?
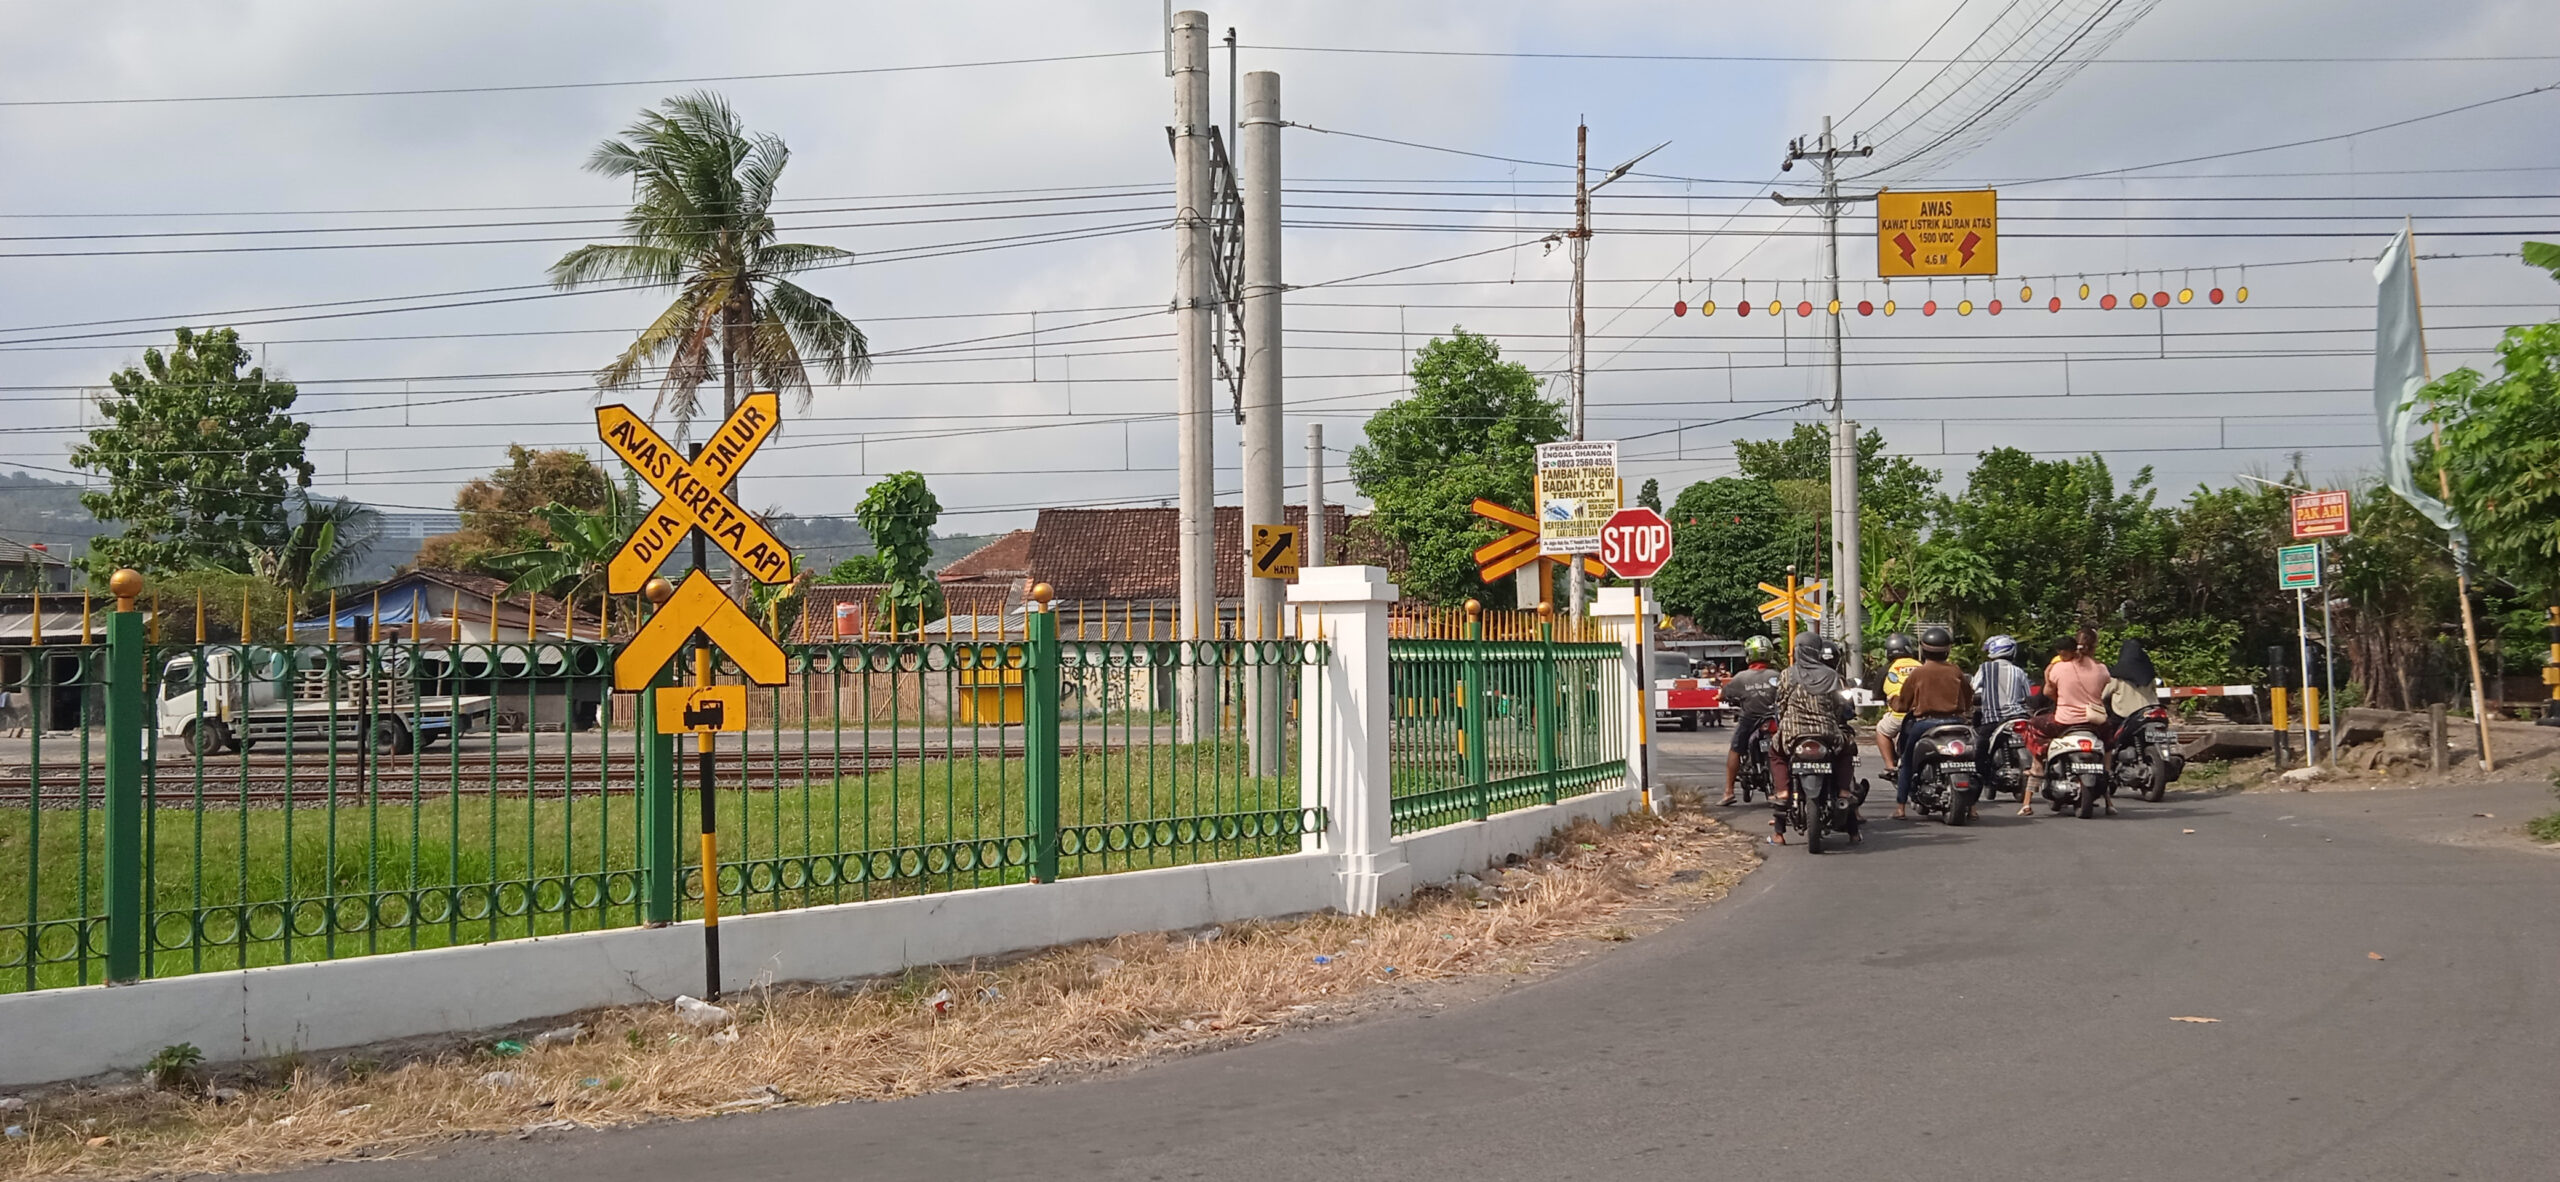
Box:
[158,645,495,757]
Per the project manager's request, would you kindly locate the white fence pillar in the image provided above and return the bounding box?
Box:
[1289,565,1411,915]
[1590,585,1658,812]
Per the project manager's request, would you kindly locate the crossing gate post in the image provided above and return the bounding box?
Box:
[1535,602,1561,805]
[1463,602,1491,820]
[1024,584,1062,883]
[103,569,146,984]
[638,660,679,926]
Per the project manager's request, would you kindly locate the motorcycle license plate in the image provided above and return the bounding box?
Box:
[1789,761,1829,775]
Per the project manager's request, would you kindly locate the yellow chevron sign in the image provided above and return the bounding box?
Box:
[1470,498,1604,583]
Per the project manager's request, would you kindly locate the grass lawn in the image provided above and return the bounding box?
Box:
[0,742,1304,994]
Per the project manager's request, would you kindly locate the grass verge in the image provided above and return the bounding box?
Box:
[0,804,1757,1179]
[2,743,1298,993]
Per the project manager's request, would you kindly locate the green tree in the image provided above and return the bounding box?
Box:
[242,494,382,593]
[550,91,871,434]
[1636,478,1661,513]
[1733,422,1940,534]
[820,554,891,584]
[1348,330,1568,605]
[856,472,943,631]
[481,503,627,605]
[2424,261,2560,592]
[2332,483,2458,710]
[71,327,313,574]
[1650,477,1820,638]
[1929,448,2170,641]
[417,447,613,570]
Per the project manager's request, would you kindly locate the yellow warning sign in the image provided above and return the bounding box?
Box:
[1876,189,1998,278]
[1249,524,1301,580]
[598,393,793,594]
[614,570,788,690]
[655,685,747,734]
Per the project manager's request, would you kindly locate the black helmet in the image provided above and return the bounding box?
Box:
[1883,632,1918,660]
[1810,638,1844,669]
[1918,624,1953,654]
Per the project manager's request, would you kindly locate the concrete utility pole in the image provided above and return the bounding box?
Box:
[1240,70,1284,640]
[1240,68,1285,775]
[1773,116,1875,681]
[1305,422,1325,579]
[1172,11,1214,644]
[1564,123,1665,621]
[1567,123,1588,620]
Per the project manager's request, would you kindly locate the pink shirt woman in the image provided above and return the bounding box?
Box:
[2046,654,2111,725]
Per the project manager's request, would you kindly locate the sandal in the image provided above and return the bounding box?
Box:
[1717,795,1737,807]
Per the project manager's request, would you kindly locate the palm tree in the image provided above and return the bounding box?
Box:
[549,91,870,433]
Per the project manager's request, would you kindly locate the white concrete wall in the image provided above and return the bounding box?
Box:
[1394,788,1643,886]
[0,853,1335,1088]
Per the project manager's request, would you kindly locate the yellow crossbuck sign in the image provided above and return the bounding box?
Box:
[1470,498,1604,582]
[1756,579,1825,623]
[614,570,788,691]
[600,392,794,594]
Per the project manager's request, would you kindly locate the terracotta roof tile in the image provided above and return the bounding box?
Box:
[1027,505,1393,602]
[937,530,1033,584]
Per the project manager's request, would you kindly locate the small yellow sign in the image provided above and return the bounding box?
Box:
[1876,189,1998,278]
[655,685,746,734]
[1250,523,1301,580]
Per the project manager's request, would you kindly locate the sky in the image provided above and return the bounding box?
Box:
[2,0,2556,560]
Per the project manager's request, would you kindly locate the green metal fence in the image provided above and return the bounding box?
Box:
[0,602,1326,994]
[1385,621,1628,835]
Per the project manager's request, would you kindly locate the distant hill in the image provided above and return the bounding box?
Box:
[0,470,107,560]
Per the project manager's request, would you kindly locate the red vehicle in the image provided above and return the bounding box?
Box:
[1652,651,1728,731]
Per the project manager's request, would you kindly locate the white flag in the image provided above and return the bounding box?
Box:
[2372,228,2465,547]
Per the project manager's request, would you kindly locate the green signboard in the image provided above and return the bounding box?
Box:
[2277,542,2322,591]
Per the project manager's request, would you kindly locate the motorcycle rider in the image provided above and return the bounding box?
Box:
[1770,636,1862,845]
[2029,626,2115,815]
[1870,632,1922,797]
[1890,625,1976,819]
[1972,634,2034,804]
[1718,635,1780,806]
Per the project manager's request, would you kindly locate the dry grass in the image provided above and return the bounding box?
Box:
[0,803,1758,1180]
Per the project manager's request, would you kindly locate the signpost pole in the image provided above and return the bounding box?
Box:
[2296,587,2315,764]
[2321,541,2339,763]
[689,447,721,1002]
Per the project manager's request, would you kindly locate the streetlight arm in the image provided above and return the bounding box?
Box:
[1591,141,1670,192]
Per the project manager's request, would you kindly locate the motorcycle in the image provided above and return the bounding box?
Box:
[1980,717,2036,803]
[2108,703,2185,803]
[2039,726,2113,818]
[1775,735,1865,853]
[1733,718,1777,804]
[1903,723,1982,826]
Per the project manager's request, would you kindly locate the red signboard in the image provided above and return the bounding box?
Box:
[2290,491,2351,539]
[1598,507,1674,579]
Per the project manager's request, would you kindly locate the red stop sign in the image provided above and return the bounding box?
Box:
[1599,506,1674,579]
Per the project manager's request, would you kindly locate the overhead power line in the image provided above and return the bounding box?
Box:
[0,50,1156,108]
[1245,43,2560,64]
[2008,77,2560,185]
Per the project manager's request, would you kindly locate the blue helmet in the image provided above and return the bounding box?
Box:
[1984,634,2018,660]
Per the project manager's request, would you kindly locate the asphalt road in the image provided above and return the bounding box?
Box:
[290,731,2560,1182]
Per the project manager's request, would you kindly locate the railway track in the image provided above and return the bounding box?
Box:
[0,743,1124,806]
